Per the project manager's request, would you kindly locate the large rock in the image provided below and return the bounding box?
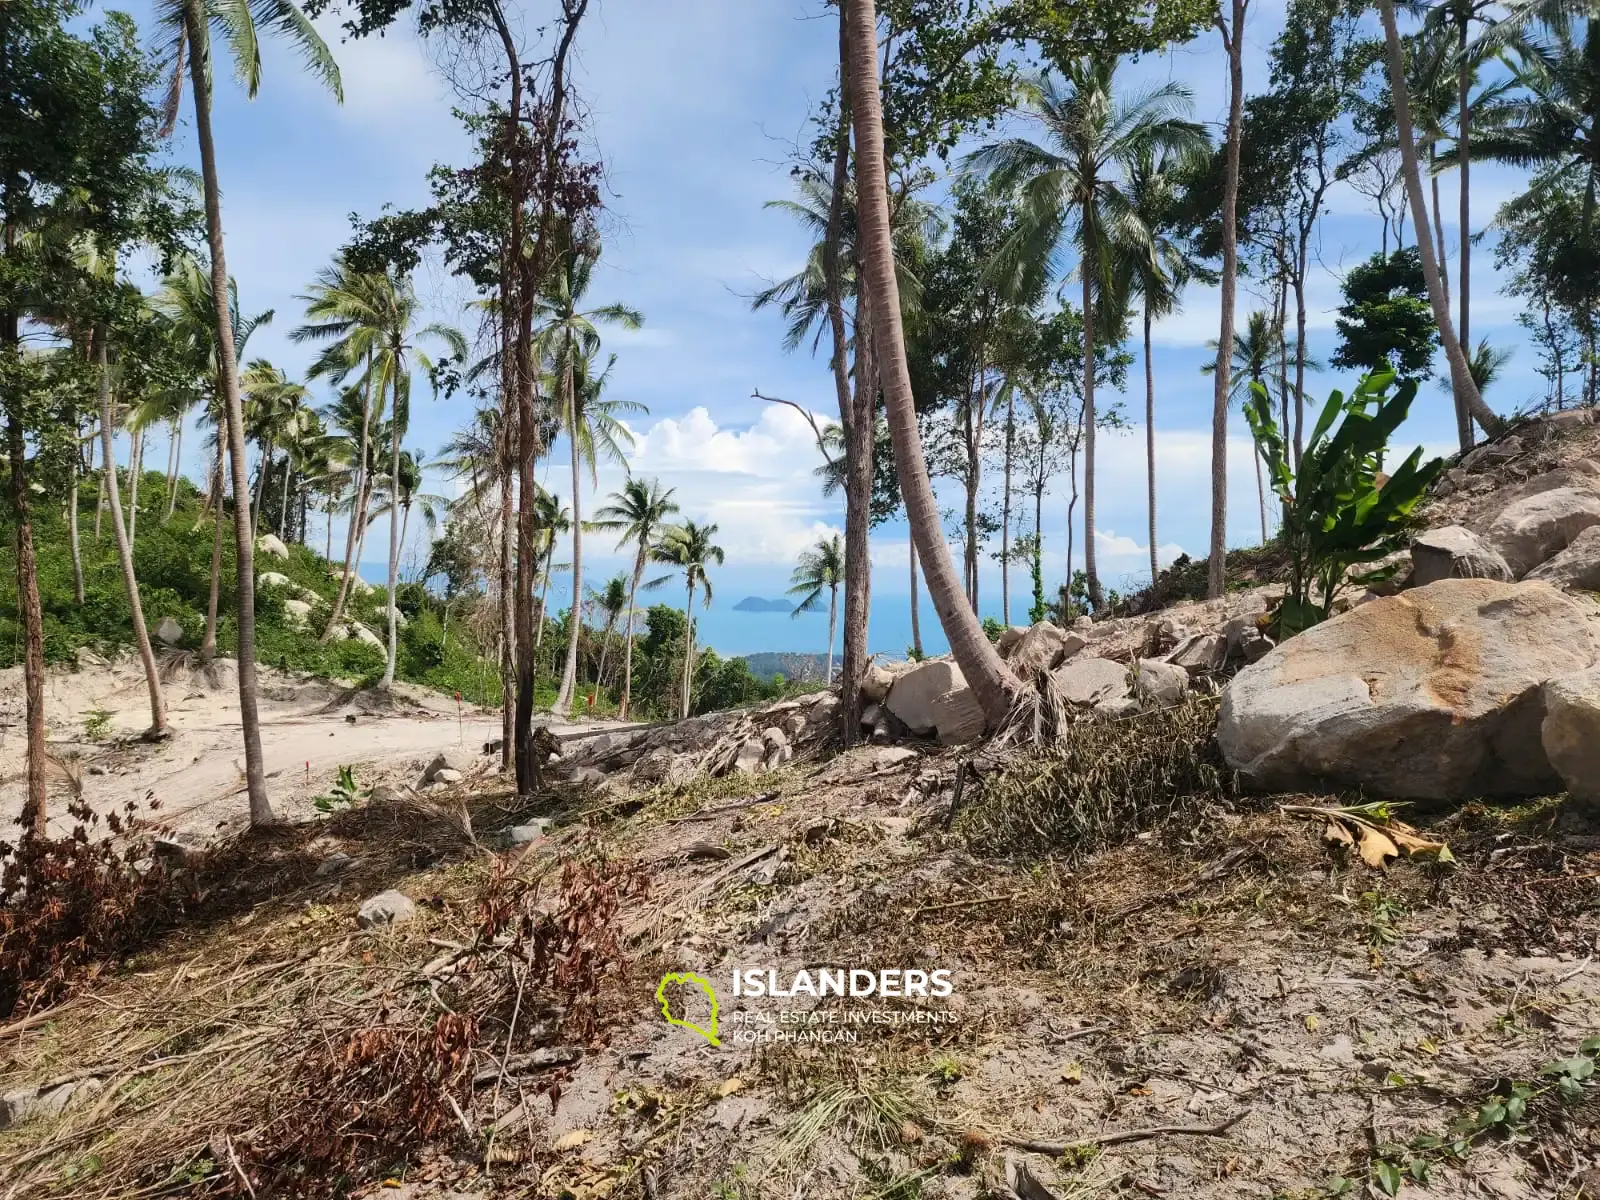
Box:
[994,626,1028,657]
[258,571,293,589]
[1524,526,1600,592]
[1167,632,1229,675]
[859,664,896,705]
[1130,659,1189,708]
[731,738,767,775]
[1052,657,1131,707]
[284,598,314,629]
[1483,488,1600,577]
[1542,666,1600,807]
[256,533,289,560]
[1001,621,1084,676]
[1218,579,1600,800]
[883,659,986,745]
[154,615,185,646]
[1411,526,1514,587]
[350,623,384,651]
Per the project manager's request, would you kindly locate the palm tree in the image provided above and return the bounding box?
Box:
[1202,312,1303,544]
[592,477,679,720]
[652,519,724,719]
[531,487,571,661]
[241,359,309,534]
[842,0,1015,725]
[968,59,1207,610]
[371,447,449,574]
[788,534,845,685]
[157,0,340,827]
[532,242,643,713]
[589,574,630,693]
[1121,145,1206,584]
[1376,0,1497,451]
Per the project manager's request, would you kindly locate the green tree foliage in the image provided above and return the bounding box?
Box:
[1332,248,1439,380]
[1245,371,1444,639]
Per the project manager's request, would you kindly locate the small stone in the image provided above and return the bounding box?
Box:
[314,852,354,877]
[155,616,185,646]
[510,819,555,844]
[0,1079,102,1130]
[567,766,606,787]
[732,738,767,774]
[433,768,462,785]
[255,533,290,560]
[1130,659,1189,708]
[357,889,417,929]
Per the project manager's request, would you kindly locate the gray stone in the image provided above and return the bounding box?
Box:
[351,623,385,651]
[567,766,607,787]
[994,625,1028,657]
[1130,659,1189,708]
[1144,617,1191,656]
[883,659,987,745]
[1007,621,1083,676]
[1542,666,1600,807]
[1218,579,1600,800]
[155,615,185,646]
[433,768,462,785]
[1052,657,1131,707]
[1541,407,1593,433]
[761,726,792,770]
[0,1079,101,1129]
[510,819,555,844]
[420,752,464,785]
[860,703,882,728]
[635,749,695,788]
[1462,434,1524,470]
[1411,526,1514,587]
[816,745,916,781]
[1167,632,1229,675]
[1483,488,1600,577]
[258,571,292,589]
[314,852,354,877]
[731,738,767,775]
[1524,525,1600,591]
[860,664,895,705]
[255,533,289,560]
[283,598,314,629]
[357,890,417,929]
[1072,615,1094,630]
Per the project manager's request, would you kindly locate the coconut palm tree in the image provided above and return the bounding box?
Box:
[968,58,1207,611]
[652,519,724,719]
[241,359,309,534]
[371,447,449,574]
[592,476,679,720]
[788,534,845,685]
[530,487,571,661]
[589,574,630,693]
[1120,145,1206,584]
[841,0,1016,725]
[156,0,340,825]
[532,242,644,713]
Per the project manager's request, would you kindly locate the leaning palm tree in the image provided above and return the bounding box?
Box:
[652,520,724,719]
[591,477,679,720]
[788,534,845,685]
[156,0,341,827]
[533,241,644,713]
[968,57,1207,610]
[589,574,630,693]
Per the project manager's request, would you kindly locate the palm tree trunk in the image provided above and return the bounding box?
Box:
[1255,452,1268,544]
[5,301,47,837]
[68,423,85,605]
[1430,143,1450,311]
[1031,486,1045,621]
[908,539,923,658]
[1209,0,1246,601]
[1377,0,1497,442]
[251,436,270,539]
[826,583,838,685]
[381,378,401,691]
[596,617,614,694]
[323,358,373,642]
[844,0,1016,722]
[681,581,696,719]
[280,455,292,535]
[325,490,334,561]
[1081,265,1102,612]
[185,0,271,826]
[1067,411,1081,610]
[1457,14,1474,449]
[165,418,183,522]
[841,276,875,743]
[499,466,515,768]
[201,437,225,662]
[94,446,105,542]
[163,417,178,519]
[555,364,582,712]
[96,327,166,739]
[127,426,142,544]
[620,548,643,720]
[1143,305,1158,585]
[535,561,552,656]
[1001,383,1014,624]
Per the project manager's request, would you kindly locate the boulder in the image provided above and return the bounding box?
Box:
[994,626,1028,657]
[883,659,986,745]
[761,726,792,769]
[1167,632,1229,675]
[1,1078,102,1130]
[351,623,384,651]
[283,598,314,629]
[635,749,695,789]
[510,818,555,844]
[1218,579,1600,800]
[1052,657,1131,708]
[860,663,895,705]
[256,533,289,560]
[1524,526,1600,592]
[1130,659,1189,708]
[567,766,607,787]
[860,703,882,729]
[1005,622,1084,676]
[433,768,462,785]
[1483,488,1600,577]
[1461,434,1524,470]
[1224,614,1272,664]
[1411,526,1514,587]
[816,745,917,781]
[357,890,417,929]
[258,571,293,589]
[1072,615,1094,631]
[779,711,807,741]
[731,738,767,775]
[154,615,185,646]
[1542,666,1600,807]
[1143,617,1191,657]
[420,752,464,785]
[1540,407,1593,434]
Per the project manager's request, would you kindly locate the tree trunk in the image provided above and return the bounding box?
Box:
[186,0,271,825]
[1081,264,1101,611]
[1001,382,1014,624]
[94,449,105,542]
[323,358,372,641]
[843,0,1017,723]
[1209,0,1246,601]
[555,363,582,712]
[68,421,85,605]
[1456,12,1474,450]
[4,308,47,838]
[251,435,269,540]
[1377,0,1497,440]
[1430,145,1450,311]
[1254,451,1268,543]
[680,581,696,719]
[595,618,613,694]
[165,418,183,521]
[826,583,838,684]
[380,376,400,691]
[280,454,291,535]
[163,416,178,518]
[908,539,923,658]
[620,547,644,719]
[499,463,515,769]
[201,437,225,663]
[1292,246,1309,467]
[127,425,142,544]
[96,328,167,739]
[1143,305,1158,584]
[325,490,333,561]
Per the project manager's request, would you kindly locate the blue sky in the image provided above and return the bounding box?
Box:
[119,0,1544,657]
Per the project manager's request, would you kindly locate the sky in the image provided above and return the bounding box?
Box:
[116,0,1545,658]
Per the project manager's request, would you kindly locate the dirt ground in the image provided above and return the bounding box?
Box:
[2,696,1597,1200]
[0,655,613,840]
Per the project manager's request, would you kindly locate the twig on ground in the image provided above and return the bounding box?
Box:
[1007,1113,1243,1154]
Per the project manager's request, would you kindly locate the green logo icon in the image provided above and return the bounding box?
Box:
[656,971,721,1046]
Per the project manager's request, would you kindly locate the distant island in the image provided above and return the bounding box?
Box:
[732,596,798,613]
[738,652,831,683]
